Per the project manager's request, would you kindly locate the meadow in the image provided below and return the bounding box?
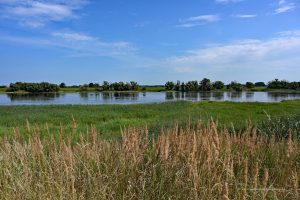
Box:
[0,101,299,139]
[0,100,299,199]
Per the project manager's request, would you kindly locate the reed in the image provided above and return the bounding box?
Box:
[0,120,298,199]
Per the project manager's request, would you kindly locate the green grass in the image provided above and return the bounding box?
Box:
[0,88,6,93]
[0,100,299,139]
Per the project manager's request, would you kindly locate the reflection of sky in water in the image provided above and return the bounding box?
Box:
[0,91,299,105]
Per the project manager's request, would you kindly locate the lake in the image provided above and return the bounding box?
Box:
[0,91,300,105]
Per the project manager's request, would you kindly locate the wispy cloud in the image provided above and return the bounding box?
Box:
[274,0,296,14]
[165,31,300,74]
[52,32,94,41]
[233,14,257,18]
[176,15,220,28]
[0,0,88,27]
[0,31,136,57]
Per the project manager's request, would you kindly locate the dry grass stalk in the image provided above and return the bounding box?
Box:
[262,168,269,200]
[242,159,248,200]
[252,161,259,197]
[222,182,230,200]
[292,170,299,199]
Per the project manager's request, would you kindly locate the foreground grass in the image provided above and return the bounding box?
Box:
[0,101,299,139]
[0,121,299,199]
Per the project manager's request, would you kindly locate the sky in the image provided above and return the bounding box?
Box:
[0,0,300,85]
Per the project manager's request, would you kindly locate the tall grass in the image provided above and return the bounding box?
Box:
[0,120,299,199]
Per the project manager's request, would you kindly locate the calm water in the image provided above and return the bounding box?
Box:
[0,92,300,105]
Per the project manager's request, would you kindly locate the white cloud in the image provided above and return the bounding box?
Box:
[176,15,220,28]
[0,31,136,57]
[52,32,94,41]
[274,1,296,14]
[165,31,300,74]
[279,0,287,5]
[233,14,257,18]
[0,0,88,27]
[185,15,220,22]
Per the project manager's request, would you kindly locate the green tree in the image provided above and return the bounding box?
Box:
[245,82,255,89]
[228,81,243,92]
[130,81,139,90]
[199,78,212,91]
[185,81,198,91]
[88,83,95,88]
[102,81,110,91]
[180,82,185,92]
[212,81,224,90]
[174,81,180,91]
[59,82,66,88]
[165,81,175,91]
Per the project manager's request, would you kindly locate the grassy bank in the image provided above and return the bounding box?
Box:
[0,120,299,199]
[0,101,299,139]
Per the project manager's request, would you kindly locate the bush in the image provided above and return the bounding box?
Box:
[227,81,243,91]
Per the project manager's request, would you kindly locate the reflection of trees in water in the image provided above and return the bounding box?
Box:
[101,92,139,101]
[79,92,89,99]
[102,92,113,101]
[185,92,198,100]
[246,92,254,99]
[79,92,101,101]
[227,92,242,99]
[199,92,211,100]
[267,92,300,101]
[7,93,61,101]
[113,92,138,100]
[165,92,174,100]
[212,92,224,100]
[175,92,181,99]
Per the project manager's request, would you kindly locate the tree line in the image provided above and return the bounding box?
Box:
[60,81,139,92]
[4,81,140,93]
[3,79,299,93]
[267,79,300,90]
[6,82,59,93]
[165,78,300,91]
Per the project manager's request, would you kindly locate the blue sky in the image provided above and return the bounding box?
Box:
[0,0,299,85]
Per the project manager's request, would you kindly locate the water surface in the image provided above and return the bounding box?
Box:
[0,91,300,105]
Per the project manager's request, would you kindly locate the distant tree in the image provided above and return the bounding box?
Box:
[180,82,185,92]
[59,82,66,88]
[79,84,88,92]
[267,79,290,89]
[288,82,300,90]
[102,81,110,91]
[174,81,180,91]
[255,82,266,87]
[199,78,212,91]
[228,81,243,92]
[185,81,198,91]
[124,82,131,91]
[130,81,139,90]
[245,82,255,89]
[88,83,95,88]
[212,81,224,90]
[165,81,175,91]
